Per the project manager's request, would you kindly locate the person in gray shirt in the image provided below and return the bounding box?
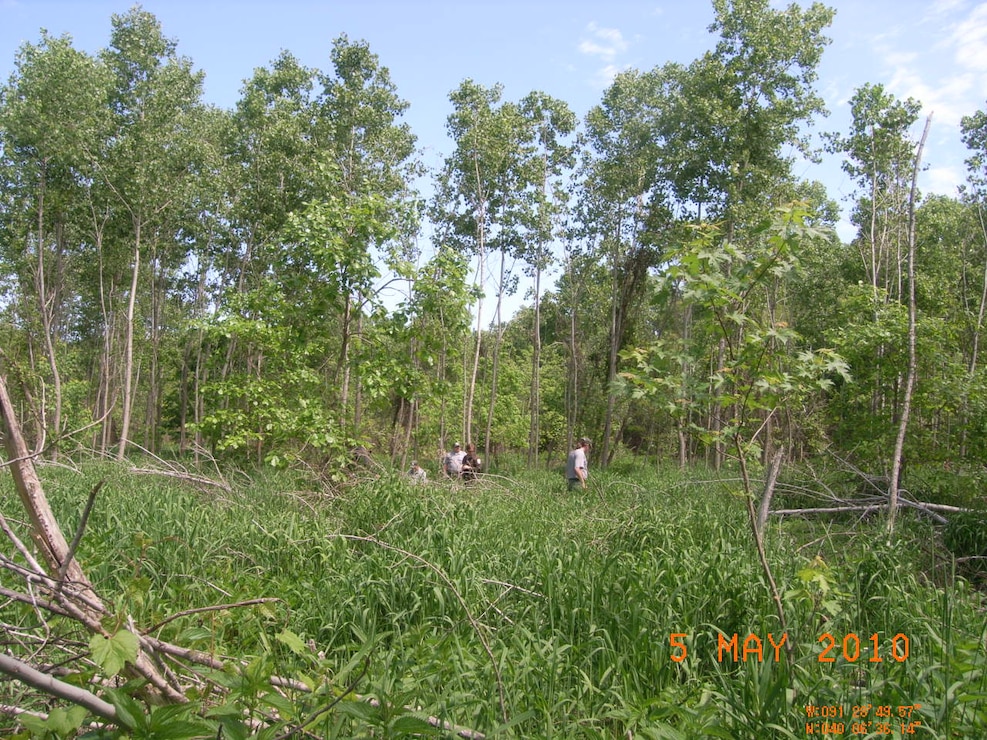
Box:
[566,438,591,491]
[443,442,466,478]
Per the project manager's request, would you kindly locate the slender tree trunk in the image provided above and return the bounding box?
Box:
[438,335,448,452]
[339,290,353,420]
[353,306,364,434]
[711,338,727,470]
[465,246,484,445]
[888,114,931,535]
[679,303,693,469]
[116,218,141,461]
[869,132,880,301]
[601,232,622,467]
[483,250,507,461]
[528,261,542,466]
[566,251,579,450]
[34,173,63,455]
[969,205,987,377]
[960,206,987,457]
[463,139,492,446]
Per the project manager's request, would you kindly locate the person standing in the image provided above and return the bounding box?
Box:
[461,442,482,482]
[566,438,591,491]
[443,442,466,478]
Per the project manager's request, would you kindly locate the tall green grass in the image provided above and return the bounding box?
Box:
[2,458,986,737]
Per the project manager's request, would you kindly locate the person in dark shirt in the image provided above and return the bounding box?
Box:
[462,442,482,482]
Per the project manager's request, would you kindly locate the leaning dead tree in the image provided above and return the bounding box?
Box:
[0,376,186,703]
[888,113,933,536]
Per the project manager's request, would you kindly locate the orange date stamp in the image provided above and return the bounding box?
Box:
[803,703,923,735]
[668,632,910,663]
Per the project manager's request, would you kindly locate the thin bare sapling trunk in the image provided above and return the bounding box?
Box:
[887,113,931,536]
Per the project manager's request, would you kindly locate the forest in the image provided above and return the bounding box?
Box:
[2,0,987,737]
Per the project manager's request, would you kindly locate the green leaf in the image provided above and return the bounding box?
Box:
[337,698,381,723]
[105,688,144,731]
[276,629,307,655]
[89,629,139,678]
[177,626,213,643]
[148,704,216,739]
[43,705,88,735]
[390,713,443,735]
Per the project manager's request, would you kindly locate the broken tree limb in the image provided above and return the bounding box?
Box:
[0,375,98,602]
[128,466,232,492]
[0,374,186,704]
[57,480,104,587]
[143,597,281,635]
[769,498,952,524]
[0,653,117,723]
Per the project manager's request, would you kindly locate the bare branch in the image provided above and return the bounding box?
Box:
[0,653,117,722]
[143,598,281,635]
[57,481,104,587]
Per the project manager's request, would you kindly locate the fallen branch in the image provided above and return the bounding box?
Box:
[57,481,104,587]
[771,504,884,517]
[0,653,116,723]
[129,466,232,493]
[143,597,281,635]
[756,448,785,543]
[770,498,954,524]
[124,440,232,493]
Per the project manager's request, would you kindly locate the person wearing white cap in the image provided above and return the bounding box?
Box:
[566,437,592,491]
[443,442,467,478]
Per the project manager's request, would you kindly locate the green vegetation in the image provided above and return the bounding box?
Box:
[4,0,987,735]
[3,459,985,738]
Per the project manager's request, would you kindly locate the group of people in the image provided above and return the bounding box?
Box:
[407,437,592,491]
[408,441,482,483]
[442,441,482,481]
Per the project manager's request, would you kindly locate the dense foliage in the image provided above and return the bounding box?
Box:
[4,0,987,736]
[1,0,983,479]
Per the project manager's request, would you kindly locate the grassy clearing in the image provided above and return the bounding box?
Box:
[3,458,987,737]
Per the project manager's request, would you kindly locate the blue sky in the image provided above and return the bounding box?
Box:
[2,0,986,307]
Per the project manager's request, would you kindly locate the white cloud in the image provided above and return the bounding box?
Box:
[949,3,987,72]
[922,163,965,196]
[862,3,987,129]
[579,22,632,89]
[579,22,629,62]
[929,0,967,16]
[591,63,630,89]
[886,66,974,127]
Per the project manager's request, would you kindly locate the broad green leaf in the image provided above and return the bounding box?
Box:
[89,629,139,678]
[275,628,307,655]
[389,713,442,735]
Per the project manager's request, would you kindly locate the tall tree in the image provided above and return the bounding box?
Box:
[0,33,109,450]
[432,80,512,447]
[312,35,420,430]
[888,114,931,535]
[98,7,205,459]
[667,0,834,466]
[581,67,672,465]
[517,92,576,464]
[825,85,923,463]
[828,84,922,304]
